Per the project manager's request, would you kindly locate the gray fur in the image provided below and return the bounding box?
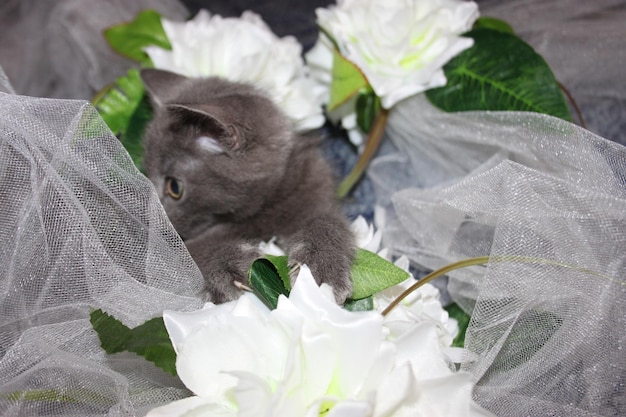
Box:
[140,69,355,303]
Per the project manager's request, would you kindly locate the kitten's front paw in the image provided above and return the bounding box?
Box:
[186,240,260,304]
[288,243,353,304]
[203,277,244,304]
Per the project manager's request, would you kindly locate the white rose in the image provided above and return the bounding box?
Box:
[306,0,479,141]
[147,265,491,417]
[144,10,325,132]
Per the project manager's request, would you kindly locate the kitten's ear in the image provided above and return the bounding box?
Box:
[167,104,241,153]
[140,69,189,107]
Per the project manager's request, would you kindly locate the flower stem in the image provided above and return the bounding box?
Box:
[336,108,390,199]
[382,257,489,317]
[558,81,585,128]
[382,255,617,317]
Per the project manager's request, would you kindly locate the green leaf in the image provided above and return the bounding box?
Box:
[93,69,146,136]
[445,303,471,348]
[483,308,562,373]
[473,17,514,34]
[93,69,151,171]
[350,249,411,300]
[104,9,171,65]
[249,257,290,309]
[90,309,177,376]
[355,90,382,133]
[263,255,292,291]
[122,95,153,171]
[426,29,571,121]
[343,296,374,312]
[123,316,177,376]
[89,308,132,354]
[329,47,369,111]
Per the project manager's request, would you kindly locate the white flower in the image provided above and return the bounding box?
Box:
[351,215,383,253]
[305,0,479,144]
[258,237,286,257]
[147,266,492,417]
[351,214,459,346]
[374,276,460,348]
[144,10,326,132]
[314,0,479,109]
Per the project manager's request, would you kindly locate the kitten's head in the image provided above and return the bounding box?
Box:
[140,69,294,241]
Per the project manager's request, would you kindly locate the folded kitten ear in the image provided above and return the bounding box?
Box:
[195,136,225,154]
[166,104,241,152]
[140,69,189,108]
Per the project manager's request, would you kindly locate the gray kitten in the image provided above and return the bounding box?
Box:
[140,69,355,304]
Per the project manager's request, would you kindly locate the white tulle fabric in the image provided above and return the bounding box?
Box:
[0,66,204,416]
[368,94,626,416]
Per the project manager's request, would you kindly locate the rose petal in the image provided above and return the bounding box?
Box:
[228,371,273,417]
[395,322,453,378]
[282,266,385,396]
[374,362,418,416]
[326,400,373,417]
[163,302,235,354]
[173,296,289,400]
[145,395,235,417]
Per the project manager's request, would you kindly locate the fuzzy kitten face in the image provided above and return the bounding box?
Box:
[141,69,294,241]
[140,69,355,304]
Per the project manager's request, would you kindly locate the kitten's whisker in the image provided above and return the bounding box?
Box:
[288,262,302,277]
[234,280,253,292]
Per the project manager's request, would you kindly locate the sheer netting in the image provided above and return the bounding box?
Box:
[0,73,204,415]
[369,94,626,416]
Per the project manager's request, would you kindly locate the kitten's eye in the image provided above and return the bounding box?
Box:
[165,177,184,199]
